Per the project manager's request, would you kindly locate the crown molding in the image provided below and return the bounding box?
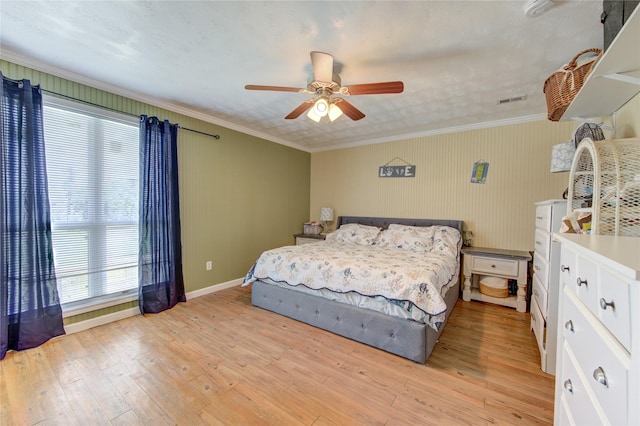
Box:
[2,49,310,152]
[308,113,548,152]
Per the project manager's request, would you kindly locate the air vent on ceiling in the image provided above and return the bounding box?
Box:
[497,95,527,105]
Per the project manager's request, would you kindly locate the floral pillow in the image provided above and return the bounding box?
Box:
[374,224,435,252]
[431,226,462,256]
[325,223,381,245]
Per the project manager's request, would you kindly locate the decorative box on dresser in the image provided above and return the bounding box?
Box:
[554,233,640,426]
[531,200,566,374]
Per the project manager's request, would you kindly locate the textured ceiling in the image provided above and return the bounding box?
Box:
[1,1,603,152]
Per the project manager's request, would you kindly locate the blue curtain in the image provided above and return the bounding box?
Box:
[138,115,185,314]
[0,73,65,360]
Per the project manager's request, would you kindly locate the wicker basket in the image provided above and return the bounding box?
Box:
[303,223,323,235]
[479,276,509,298]
[543,48,601,121]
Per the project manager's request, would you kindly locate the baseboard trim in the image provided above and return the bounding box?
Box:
[185,278,243,299]
[64,306,141,335]
[63,278,243,335]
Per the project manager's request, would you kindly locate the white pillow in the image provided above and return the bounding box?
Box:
[325,223,381,245]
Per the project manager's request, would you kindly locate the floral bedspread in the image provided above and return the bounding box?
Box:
[243,241,460,329]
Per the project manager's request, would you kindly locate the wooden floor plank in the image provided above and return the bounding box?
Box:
[1,286,555,425]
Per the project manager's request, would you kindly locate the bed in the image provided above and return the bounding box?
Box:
[243,216,464,363]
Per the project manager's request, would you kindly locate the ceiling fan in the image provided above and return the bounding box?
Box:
[245,51,404,122]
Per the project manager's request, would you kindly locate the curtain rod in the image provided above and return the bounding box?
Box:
[39,88,221,140]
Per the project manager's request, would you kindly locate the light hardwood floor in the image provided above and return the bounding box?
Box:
[0,286,554,425]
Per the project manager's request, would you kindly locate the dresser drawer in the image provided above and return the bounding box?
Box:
[561,290,629,426]
[470,256,518,277]
[557,397,574,426]
[559,246,576,290]
[534,228,551,260]
[598,269,631,351]
[535,203,552,231]
[567,251,599,314]
[532,275,548,319]
[530,296,545,356]
[532,252,549,290]
[558,344,604,426]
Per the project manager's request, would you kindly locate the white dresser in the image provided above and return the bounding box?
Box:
[531,200,566,374]
[554,234,640,426]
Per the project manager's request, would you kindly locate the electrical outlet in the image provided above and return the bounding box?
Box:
[206,261,212,270]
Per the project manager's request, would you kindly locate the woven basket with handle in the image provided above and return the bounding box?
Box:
[543,48,602,121]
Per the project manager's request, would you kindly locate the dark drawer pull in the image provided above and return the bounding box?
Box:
[564,320,574,333]
[599,298,615,311]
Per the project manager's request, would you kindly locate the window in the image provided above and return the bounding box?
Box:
[43,97,139,310]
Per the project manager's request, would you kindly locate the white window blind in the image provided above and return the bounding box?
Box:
[43,98,139,307]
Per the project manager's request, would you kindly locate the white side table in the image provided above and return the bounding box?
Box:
[461,247,531,312]
[293,233,326,245]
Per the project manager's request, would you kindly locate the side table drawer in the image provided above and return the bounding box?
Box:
[294,234,326,245]
[471,256,518,277]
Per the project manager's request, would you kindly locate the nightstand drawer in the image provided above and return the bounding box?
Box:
[294,233,326,245]
[471,256,518,277]
[296,237,322,245]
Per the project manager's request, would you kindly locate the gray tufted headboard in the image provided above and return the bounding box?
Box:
[336,216,464,234]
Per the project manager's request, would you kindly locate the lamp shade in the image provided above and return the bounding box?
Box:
[306,108,322,122]
[550,141,576,172]
[328,103,343,122]
[319,207,334,221]
[313,98,329,117]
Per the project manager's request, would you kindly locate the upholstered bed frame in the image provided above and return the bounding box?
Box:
[251,216,464,364]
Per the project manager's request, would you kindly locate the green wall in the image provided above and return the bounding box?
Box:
[2,60,311,324]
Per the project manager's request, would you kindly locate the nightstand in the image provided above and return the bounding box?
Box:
[461,247,531,312]
[293,233,326,245]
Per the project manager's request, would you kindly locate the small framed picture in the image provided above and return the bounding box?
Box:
[471,161,489,184]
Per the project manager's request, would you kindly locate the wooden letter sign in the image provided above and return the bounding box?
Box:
[378,165,416,178]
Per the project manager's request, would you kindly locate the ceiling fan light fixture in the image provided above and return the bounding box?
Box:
[328,103,343,122]
[313,97,329,117]
[246,51,403,123]
[306,107,322,122]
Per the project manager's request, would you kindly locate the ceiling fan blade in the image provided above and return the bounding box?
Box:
[284,101,314,119]
[245,85,304,93]
[342,81,404,95]
[334,98,365,121]
[310,51,334,83]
